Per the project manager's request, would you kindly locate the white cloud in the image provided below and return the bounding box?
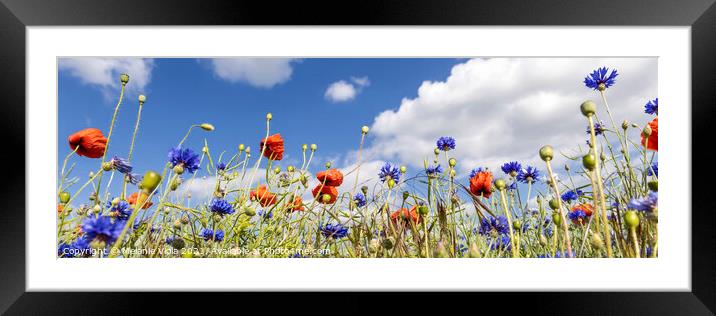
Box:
[59,58,154,96]
[210,58,298,88]
[364,58,657,176]
[324,76,370,103]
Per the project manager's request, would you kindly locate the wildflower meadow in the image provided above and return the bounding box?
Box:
[57,60,658,258]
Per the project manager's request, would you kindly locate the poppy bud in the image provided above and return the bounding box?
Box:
[387,179,396,189]
[245,147,251,154]
[266,113,273,121]
[170,178,181,191]
[448,158,456,167]
[325,162,332,169]
[361,126,369,134]
[200,123,214,131]
[310,144,317,151]
[89,171,95,179]
[59,191,70,204]
[202,146,209,154]
[418,205,429,215]
[138,94,146,103]
[181,214,190,224]
[434,148,440,155]
[400,165,407,173]
[102,162,112,171]
[301,144,307,151]
[368,239,380,253]
[450,169,457,178]
[582,153,597,171]
[549,198,559,210]
[361,186,368,195]
[642,125,652,137]
[402,191,409,201]
[648,180,658,192]
[92,204,101,214]
[141,170,162,192]
[590,232,604,250]
[274,167,281,174]
[552,212,562,226]
[622,120,629,130]
[539,145,554,161]
[244,207,256,217]
[624,211,639,228]
[120,73,129,85]
[513,220,522,231]
[580,100,597,117]
[173,220,182,229]
[539,234,548,246]
[600,152,606,161]
[495,178,506,191]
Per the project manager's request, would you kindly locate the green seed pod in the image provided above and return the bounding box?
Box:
[624,210,640,228]
[552,212,562,226]
[266,113,273,121]
[648,180,658,192]
[449,169,457,178]
[274,166,281,174]
[202,146,209,154]
[287,165,295,172]
[513,220,522,231]
[539,145,554,161]
[448,158,457,167]
[301,144,307,151]
[361,186,368,195]
[119,73,130,84]
[400,165,407,173]
[310,144,317,151]
[580,100,597,117]
[539,234,548,246]
[325,162,332,169]
[173,164,185,175]
[140,170,162,192]
[417,205,429,215]
[622,120,630,130]
[59,191,71,204]
[200,123,215,131]
[361,126,370,134]
[238,144,245,152]
[244,207,256,217]
[387,179,396,189]
[173,220,182,229]
[245,147,251,154]
[102,162,113,171]
[138,94,146,103]
[92,204,101,214]
[402,191,410,201]
[382,237,395,250]
[434,148,440,155]
[494,178,506,191]
[582,153,597,171]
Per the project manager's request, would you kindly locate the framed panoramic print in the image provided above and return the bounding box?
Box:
[1,0,715,314]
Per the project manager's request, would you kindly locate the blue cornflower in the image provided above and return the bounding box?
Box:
[165,237,175,244]
[584,67,618,90]
[455,243,468,254]
[217,162,227,171]
[436,136,456,151]
[109,156,133,174]
[516,166,540,183]
[319,223,349,239]
[644,98,658,115]
[125,173,141,184]
[200,228,224,242]
[501,161,522,176]
[568,209,587,222]
[648,162,658,177]
[58,242,73,258]
[425,164,443,176]
[507,182,517,191]
[488,234,511,251]
[209,198,235,216]
[168,147,201,174]
[587,122,605,136]
[469,167,485,179]
[378,162,400,182]
[81,215,124,244]
[288,252,306,258]
[539,250,575,258]
[258,210,273,219]
[106,199,131,220]
[478,215,510,237]
[627,191,658,213]
[62,236,91,258]
[561,189,583,203]
[353,193,367,207]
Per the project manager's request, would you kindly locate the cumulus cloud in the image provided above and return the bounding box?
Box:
[59,57,154,96]
[210,58,298,88]
[364,58,657,176]
[324,76,370,102]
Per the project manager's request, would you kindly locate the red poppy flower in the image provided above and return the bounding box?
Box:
[469,171,493,199]
[316,168,344,186]
[250,185,277,207]
[57,204,64,214]
[641,117,658,151]
[128,192,153,209]
[68,128,107,158]
[312,184,338,204]
[260,133,285,160]
[390,206,421,224]
[287,195,304,212]
[571,203,594,217]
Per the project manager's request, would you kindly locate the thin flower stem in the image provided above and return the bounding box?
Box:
[93,83,126,205]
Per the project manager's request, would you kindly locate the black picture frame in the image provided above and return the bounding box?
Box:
[1,0,714,314]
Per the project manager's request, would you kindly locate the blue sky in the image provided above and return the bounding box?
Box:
[58,57,657,204]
